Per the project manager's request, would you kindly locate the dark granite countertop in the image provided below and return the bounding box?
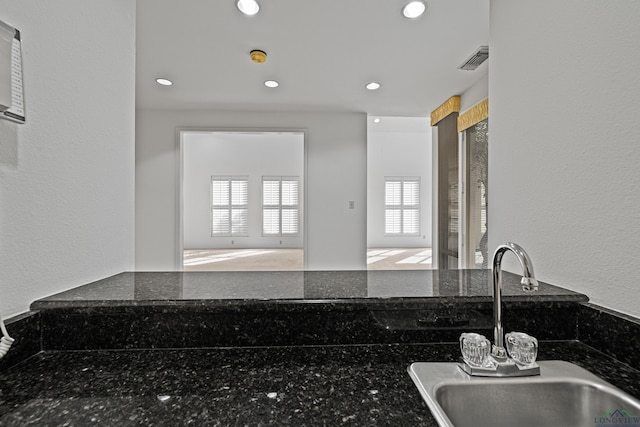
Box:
[6,270,636,425]
[31,270,587,309]
[27,270,590,352]
[0,341,638,426]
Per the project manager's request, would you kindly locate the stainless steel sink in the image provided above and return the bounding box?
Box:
[408,360,640,427]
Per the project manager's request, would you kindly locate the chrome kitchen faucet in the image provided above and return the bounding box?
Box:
[459,242,541,377]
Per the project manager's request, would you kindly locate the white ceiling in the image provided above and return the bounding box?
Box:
[136,0,489,117]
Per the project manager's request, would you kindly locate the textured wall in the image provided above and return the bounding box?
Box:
[0,1,135,317]
[489,0,640,317]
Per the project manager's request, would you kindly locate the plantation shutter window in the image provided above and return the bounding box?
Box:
[262,176,299,236]
[211,176,248,236]
[385,177,420,236]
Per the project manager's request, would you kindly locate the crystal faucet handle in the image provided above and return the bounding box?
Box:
[505,332,538,366]
[460,333,492,368]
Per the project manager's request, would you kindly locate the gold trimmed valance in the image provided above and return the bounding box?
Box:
[430,96,460,126]
[457,98,488,132]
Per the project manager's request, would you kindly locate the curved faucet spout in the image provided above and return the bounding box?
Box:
[492,242,539,352]
[458,242,540,376]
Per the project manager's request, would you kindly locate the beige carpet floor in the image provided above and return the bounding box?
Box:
[183,248,432,271]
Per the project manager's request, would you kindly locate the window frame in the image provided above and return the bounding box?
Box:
[262,176,300,237]
[384,176,421,237]
[210,175,249,237]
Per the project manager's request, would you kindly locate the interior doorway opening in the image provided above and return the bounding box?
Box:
[179,130,305,271]
[366,116,433,270]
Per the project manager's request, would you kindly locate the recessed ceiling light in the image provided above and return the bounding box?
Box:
[155,78,173,86]
[237,0,260,16]
[402,1,427,18]
[366,82,381,91]
[373,118,381,123]
[265,80,279,88]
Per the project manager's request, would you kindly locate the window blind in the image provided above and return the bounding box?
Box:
[211,176,248,236]
[385,176,420,236]
[262,176,299,236]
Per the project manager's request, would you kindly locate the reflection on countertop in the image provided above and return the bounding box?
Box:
[1,270,639,425]
[25,269,589,353]
[31,269,587,309]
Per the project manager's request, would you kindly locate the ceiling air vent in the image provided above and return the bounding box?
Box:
[458,46,489,71]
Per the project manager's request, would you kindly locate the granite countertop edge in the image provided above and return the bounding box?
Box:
[30,293,589,311]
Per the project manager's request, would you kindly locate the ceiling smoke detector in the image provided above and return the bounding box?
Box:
[458,46,489,71]
[250,49,267,63]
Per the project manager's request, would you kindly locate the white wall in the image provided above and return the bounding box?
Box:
[183,132,304,249]
[0,0,135,317]
[460,75,488,114]
[489,0,640,317]
[136,110,366,271]
[367,117,432,247]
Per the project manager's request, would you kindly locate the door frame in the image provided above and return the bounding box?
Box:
[175,127,308,271]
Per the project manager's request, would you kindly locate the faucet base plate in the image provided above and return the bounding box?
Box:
[458,361,540,377]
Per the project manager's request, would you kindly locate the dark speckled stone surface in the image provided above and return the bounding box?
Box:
[29,270,588,351]
[578,302,640,368]
[37,301,584,351]
[0,342,638,426]
[0,312,40,373]
[30,270,587,308]
[1,270,637,425]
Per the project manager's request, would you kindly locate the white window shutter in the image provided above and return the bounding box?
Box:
[385,176,420,236]
[263,176,299,236]
[211,176,249,236]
